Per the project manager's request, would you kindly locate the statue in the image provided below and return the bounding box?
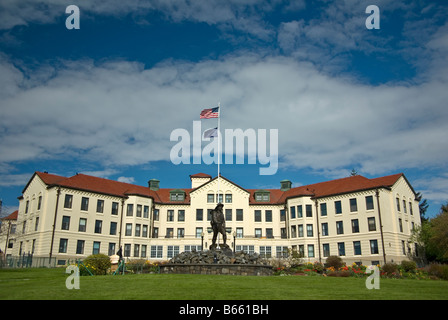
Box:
[209,203,230,252]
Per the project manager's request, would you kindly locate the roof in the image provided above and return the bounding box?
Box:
[190,173,212,179]
[2,210,18,220]
[25,171,405,206]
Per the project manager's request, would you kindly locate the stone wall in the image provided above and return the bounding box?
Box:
[160,263,273,276]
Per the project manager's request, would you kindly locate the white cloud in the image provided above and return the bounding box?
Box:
[1,49,447,180]
[117,176,136,184]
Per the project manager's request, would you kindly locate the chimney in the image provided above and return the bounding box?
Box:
[148,179,160,191]
[280,180,292,191]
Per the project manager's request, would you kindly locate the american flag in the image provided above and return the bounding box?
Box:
[200,107,219,119]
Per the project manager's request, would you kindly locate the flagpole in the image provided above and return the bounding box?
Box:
[217,102,221,250]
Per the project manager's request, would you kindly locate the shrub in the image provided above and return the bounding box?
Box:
[325,256,344,270]
[400,260,417,273]
[426,263,448,280]
[82,254,111,275]
[382,262,398,276]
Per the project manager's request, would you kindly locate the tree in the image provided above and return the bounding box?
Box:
[350,169,358,176]
[416,192,429,223]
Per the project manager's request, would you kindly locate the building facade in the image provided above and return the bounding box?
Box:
[3,171,421,266]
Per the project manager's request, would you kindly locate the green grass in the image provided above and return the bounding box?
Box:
[1,268,448,300]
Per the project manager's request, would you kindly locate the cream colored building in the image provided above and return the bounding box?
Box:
[5,171,421,266]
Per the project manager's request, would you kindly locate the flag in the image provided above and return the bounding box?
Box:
[200,106,219,119]
[203,127,218,139]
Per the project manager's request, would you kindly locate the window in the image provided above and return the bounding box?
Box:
[76,240,85,254]
[94,220,102,234]
[207,194,214,203]
[96,200,104,213]
[177,228,185,238]
[196,227,203,238]
[353,241,362,255]
[93,241,101,254]
[236,227,243,238]
[134,244,140,257]
[351,219,359,233]
[166,228,174,238]
[365,196,374,210]
[306,204,312,217]
[265,210,272,222]
[298,224,304,237]
[25,200,29,214]
[141,245,147,258]
[225,194,232,203]
[153,209,159,221]
[170,190,185,201]
[81,197,89,211]
[291,226,296,238]
[167,210,174,221]
[276,246,288,258]
[409,201,413,215]
[109,243,116,256]
[35,217,39,231]
[152,227,159,238]
[370,240,379,254]
[403,200,407,213]
[143,206,149,218]
[78,218,87,232]
[111,202,119,215]
[368,217,376,231]
[266,228,273,239]
[396,197,401,211]
[281,228,287,239]
[320,203,327,216]
[290,206,296,219]
[64,194,73,209]
[260,246,272,258]
[168,246,180,258]
[322,222,329,236]
[280,209,286,221]
[124,244,131,257]
[136,205,142,217]
[196,209,203,221]
[178,210,185,222]
[306,224,313,237]
[307,244,315,258]
[110,222,117,235]
[236,209,243,221]
[216,194,223,203]
[297,205,303,218]
[225,209,232,221]
[399,218,403,232]
[255,228,262,238]
[335,200,342,214]
[338,242,345,256]
[135,224,141,237]
[61,216,70,230]
[255,210,262,222]
[125,223,132,236]
[349,198,357,212]
[59,239,68,253]
[37,196,42,210]
[255,191,270,202]
[142,225,148,237]
[126,204,133,216]
[336,221,344,234]
[323,243,330,257]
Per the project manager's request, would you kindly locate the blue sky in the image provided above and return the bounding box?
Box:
[0,0,447,218]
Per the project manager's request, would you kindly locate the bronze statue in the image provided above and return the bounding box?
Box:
[210,203,227,249]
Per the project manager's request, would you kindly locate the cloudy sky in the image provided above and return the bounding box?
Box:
[0,0,447,217]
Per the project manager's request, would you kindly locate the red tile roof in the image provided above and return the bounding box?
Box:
[30,171,404,205]
[2,210,18,220]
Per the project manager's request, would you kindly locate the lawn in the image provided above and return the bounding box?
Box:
[1,268,448,300]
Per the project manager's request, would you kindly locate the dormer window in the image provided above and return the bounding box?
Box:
[254,190,270,202]
[170,189,186,201]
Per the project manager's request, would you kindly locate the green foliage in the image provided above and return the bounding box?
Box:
[325,256,344,269]
[82,254,111,275]
[400,260,417,273]
[426,263,448,280]
[382,262,398,276]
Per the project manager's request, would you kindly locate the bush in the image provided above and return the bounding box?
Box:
[82,254,111,275]
[426,263,448,280]
[382,262,398,276]
[325,256,344,269]
[400,260,417,273]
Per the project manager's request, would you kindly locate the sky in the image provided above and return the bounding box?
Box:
[0,0,447,218]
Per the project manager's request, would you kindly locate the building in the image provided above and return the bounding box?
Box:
[5,171,421,266]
